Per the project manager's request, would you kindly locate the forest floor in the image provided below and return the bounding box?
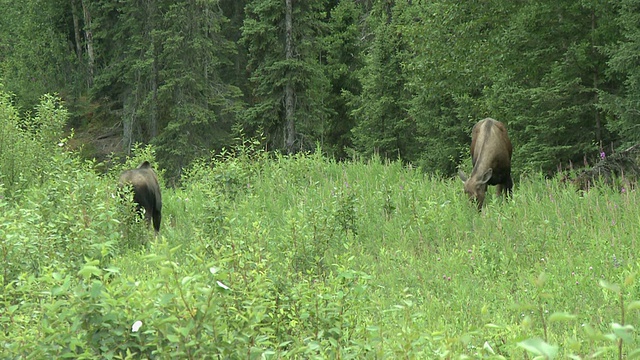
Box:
[67,121,123,163]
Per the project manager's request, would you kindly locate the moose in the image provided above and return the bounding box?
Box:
[118,161,162,233]
[458,118,513,210]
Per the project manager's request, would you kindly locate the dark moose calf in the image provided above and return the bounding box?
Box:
[458,118,513,210]
[119,161,162,233]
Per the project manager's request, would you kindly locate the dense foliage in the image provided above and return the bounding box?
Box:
[1,0,639,178]
[1,93,640,358]
[3,1,640,356]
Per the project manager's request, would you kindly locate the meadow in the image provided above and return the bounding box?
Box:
[1,137,639,359]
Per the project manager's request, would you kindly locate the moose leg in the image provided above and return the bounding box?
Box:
[496,177,514,200]
[505,176,513,199]
[499,177,514,200]
[144,208,154,229]
[152,210,162,234]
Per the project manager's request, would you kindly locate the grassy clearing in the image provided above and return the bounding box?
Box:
[2,149,639,358]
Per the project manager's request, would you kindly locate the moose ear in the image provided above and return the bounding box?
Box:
[458,170,468,182]
[479,168,493,184]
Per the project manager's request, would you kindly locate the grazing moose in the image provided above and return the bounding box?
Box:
[458,118,513,210]
[118,161,162,233]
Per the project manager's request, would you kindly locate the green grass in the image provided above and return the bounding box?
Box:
[2,149,639,359]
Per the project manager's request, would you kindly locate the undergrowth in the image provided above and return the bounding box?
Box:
[1,92,640,359]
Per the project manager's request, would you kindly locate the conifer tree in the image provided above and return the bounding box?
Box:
[152,0,242,177]
[242,0,330,154]
[602,0,640,147]
[485,0,618,172]
[91,0,241,178]
[0,0,78,110]
[322,0,366,159]
[351,0,416,162]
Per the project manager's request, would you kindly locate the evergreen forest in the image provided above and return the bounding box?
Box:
[3,0,640,178]
[4,1,640,358]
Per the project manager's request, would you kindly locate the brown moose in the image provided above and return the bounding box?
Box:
[458,118,513,210]
[118,161,162,233]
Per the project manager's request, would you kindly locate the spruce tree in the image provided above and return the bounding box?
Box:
[351,0,416,163]
[241,0,330,154]
[602,0,640,147]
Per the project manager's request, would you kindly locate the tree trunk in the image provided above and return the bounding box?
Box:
[148,0,158,138]
[70,0,83,63]
[150,59,158,139]
[123,69,141,153]
[591,9,601,144]
[123,101,134,154]
[81,0,95,88]
[284,0,295,154]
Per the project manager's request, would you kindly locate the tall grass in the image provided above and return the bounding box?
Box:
[156,150,640,358]
[1,130,639,358]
